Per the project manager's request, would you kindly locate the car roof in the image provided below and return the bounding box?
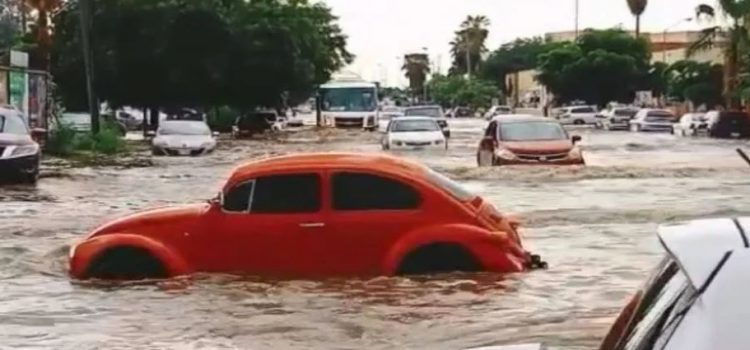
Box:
[658,218,750,290]
[491,114,551,123]
[391,116,439,122]
[405,105,441,110]
[227,152,427,187]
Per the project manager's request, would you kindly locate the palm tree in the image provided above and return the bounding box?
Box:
[402,53,430,100]
[450,15,490,77]
[689,2,750,108]
[626,0,648,37]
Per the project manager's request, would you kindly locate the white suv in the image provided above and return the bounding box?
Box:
[557,106,598,125]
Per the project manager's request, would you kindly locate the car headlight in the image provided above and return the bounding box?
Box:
[9,143,39,157]
[434,139,444,145]
[568,147,582,159]
[495,147,517,160]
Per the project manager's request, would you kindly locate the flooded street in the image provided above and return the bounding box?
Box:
[2,117,750,350]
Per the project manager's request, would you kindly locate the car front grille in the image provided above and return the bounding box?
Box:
[334,117,364,128]
[405,141,432,146]
[516,153,568,161]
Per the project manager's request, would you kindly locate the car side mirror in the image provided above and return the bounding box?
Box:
[572,135,582,144]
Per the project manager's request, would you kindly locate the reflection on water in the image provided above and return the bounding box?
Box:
[1,117,749,350]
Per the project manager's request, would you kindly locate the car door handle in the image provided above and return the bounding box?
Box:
[299,222,325,228]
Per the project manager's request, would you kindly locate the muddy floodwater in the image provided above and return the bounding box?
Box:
[2,118,750,350]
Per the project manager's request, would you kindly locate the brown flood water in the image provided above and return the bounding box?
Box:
[1,118,750,350]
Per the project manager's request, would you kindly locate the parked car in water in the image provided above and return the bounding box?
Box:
[477,115,584,166]
[382,116,447,151]
[597,107,639,130]
[630,109,676,133]
[706,111,750,139]
[0,110,40,184]
[469,217,750,350]
[484,105,514,120]
[557,105,598,125]
[151,120,217,156]
[380,106,404,120]
[232,111,282,138]
[68,152,537,280]
[115,109,144,131]
[403,105,451,138]
[672,113,708,136]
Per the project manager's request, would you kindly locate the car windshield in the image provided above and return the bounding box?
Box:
[646,112,674,122]
[405,107,442,118]
[619,258,694,350]
[499,121,567,141]
[0,115,28,135]
[390,119,440,132]
[159,122,210,135]
[424,168,477,201]
[320,87,377,112]
[573,107,595,113]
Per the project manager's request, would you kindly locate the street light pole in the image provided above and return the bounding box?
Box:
[465,31,471,79]
[662,17,693,63]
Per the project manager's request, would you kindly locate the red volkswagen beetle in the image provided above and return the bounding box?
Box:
[69,153,534,280]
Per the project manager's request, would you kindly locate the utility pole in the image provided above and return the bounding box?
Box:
[79,0,99,134]
[574,0,580,39]
[465,31,472,79]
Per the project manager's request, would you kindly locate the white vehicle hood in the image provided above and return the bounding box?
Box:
[389,131,444,142]
[658,217,749,290]
[153,134,214,148]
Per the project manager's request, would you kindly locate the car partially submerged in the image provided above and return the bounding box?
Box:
[477,115,584,166]
[151,120,217,156]
[469,217,750,350]
[0,109,40,184]
[68,153,540,280]
[382,116,447,151]
[403,105,451,138]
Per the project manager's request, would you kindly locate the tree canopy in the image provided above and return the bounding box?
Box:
[665,60,723,108]
[450,15,490,76]
[536,29,651,107]
[50,0,353,112]
[428,74,498,109]
[479,37,564,92]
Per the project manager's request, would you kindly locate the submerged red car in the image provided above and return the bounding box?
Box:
[69,153,536,280]
[477,115,584,166]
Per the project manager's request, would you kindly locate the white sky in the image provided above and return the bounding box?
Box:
[320,0,713,87]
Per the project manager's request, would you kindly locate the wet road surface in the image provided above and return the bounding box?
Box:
[2,118,750,350]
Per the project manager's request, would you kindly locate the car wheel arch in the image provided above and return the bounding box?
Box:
[71,233,191,279]
[382,224,511,275]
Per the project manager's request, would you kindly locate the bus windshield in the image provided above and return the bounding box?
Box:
[320,87,377,112]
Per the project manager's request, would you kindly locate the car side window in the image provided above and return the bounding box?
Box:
[332,172,421,211]
[223,181,255,212]
[251,174,321,213]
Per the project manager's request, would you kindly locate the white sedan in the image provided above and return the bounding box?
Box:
[151,120,218,156]
[382,116,447,151]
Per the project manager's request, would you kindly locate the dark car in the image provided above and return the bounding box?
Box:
[232,112,278,138]
[451,106,474,118]
[706,111,750,139]
[0,111,41,184]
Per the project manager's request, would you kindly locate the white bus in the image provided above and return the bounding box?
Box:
[318,78,379,131]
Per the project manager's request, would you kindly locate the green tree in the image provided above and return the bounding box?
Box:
[626,0,648,37]
[50,0,352,113]
[450,15,490,77]
[428,74,498,109]
[402,53,430,100]
[665,60,723,108]
[479,37,564,93]
[690,2,750,108]
[0,5,20,49]
[536,29,650,107]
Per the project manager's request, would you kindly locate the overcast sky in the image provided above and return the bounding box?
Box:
[320,0,713,86]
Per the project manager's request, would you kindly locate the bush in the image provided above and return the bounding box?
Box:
[45,123,77,156]
[207,106,239,132]
[45,122,126,156]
